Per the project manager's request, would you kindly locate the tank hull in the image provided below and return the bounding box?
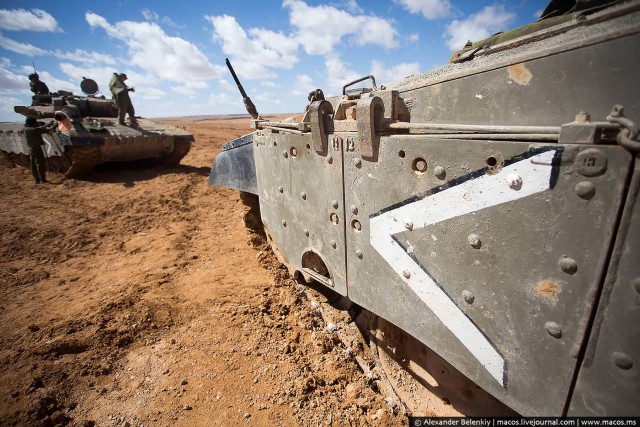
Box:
[0,117,193,177]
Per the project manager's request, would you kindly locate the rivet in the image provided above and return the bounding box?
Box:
[330,213,339,225]
[290,147,297,157]
[354,158,362,168]
[404,219,413,231]
[356,250,363,259]
[282,220,287,227]
[304,229,309,237]
[327,155,333,164]
[283,150,288,158]
[332,200,339,209]
[402,270,411,279]
[352,220,361,231]
[545,321,562,338]
[559,257,578,275]
[301,192,307,200]
[468,234,481,249]
[574,181,595,200]
[611,352,633,370]
[278,186,284,193]
[507,173,522,190]
[330,240,337,249]
[351,205,358,215]
[462,290,474,304]
[434,165,446,180]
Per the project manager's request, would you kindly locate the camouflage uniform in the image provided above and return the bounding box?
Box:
[109,73,137,125]
[24,119,48,184]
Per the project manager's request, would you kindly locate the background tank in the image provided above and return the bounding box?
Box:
[0,78,194,177]
[210,0,640,417]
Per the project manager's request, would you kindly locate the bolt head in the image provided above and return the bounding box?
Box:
[356,250,363,259]
[351,205,358,215]
[462,290,475,304]
[282,220,287,227]
[301,192,307,200]
[304,229,309,237]
[327,155,333,164]
[468,234,481,249]
[278,186,283,193]
[354,158,362,168]
[545,321,562,338]
[283,150,288,158]
[330,240,337,249]
[402,270,411,279]
[352,220,361,231]
[434,165,446,180]
[507,173,522,190]
[332,200,339,209]
[574,181,595,200]
[558,257,578,275]
[611,352,633,370]
[404,219,413,231]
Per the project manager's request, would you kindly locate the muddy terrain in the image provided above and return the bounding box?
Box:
[0,115,420,426]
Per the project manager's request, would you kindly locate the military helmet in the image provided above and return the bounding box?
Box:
[28,73,39,81]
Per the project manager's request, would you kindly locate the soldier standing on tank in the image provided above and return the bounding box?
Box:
[109,72,137,126]
[28,73,49,95]
[24,117,53,184]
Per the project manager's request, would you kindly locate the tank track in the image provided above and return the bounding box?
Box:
[161,140,191,167]
[63,145,101,178]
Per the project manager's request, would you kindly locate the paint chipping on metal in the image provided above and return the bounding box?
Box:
[507,63,533,86]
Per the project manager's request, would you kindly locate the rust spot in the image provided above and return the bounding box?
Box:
[507,63,533,86]
[536,280,561,298]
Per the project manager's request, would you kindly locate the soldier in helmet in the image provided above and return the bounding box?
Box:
[28,73,49,95]
[109,72,137,126]
[24,117,54,184]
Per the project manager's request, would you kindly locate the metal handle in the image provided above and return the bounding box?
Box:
[342,75,377,95]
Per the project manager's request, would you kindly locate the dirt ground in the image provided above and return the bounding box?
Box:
[0,115,416,426]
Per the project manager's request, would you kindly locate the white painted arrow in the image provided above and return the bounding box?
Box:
[370,149,558,386]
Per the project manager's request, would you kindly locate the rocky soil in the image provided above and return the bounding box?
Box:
[0,115,415,426]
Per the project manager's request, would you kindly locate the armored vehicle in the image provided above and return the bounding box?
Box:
[0,78,193,177]
[210,0,640,416]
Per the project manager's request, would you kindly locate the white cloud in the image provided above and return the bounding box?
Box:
[86,12,223,82]
[291,74,315,96]
[141,8,183,29]
[370,60,421,86]
[171,80,209,98]
[408,33,419,43]
[0,34,48,56]
[207,15,298,80]
[218,79,235,92]
[284,0,398,56]
[54,49,116,65]
[444,5,516,51]
[138,87,165,101]
[0,8,62,32]
[260,81,276,88]
[58,62,118,94]
[208,92,243,108]
[0,59,27,92]
[324,56,361,96]
[394,0,452,20]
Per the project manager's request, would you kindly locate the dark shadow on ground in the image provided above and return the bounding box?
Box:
[78,162,211,186]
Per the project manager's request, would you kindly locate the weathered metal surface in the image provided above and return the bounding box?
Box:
[209,1,640,416]
[568,157,640,416]
[209,134,257,194]
[344,136,630,415]
[253,130,348,296]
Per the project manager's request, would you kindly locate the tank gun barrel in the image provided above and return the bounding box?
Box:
[225,58,259,119]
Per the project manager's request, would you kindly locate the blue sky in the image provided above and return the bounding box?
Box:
[0,0,546,121]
